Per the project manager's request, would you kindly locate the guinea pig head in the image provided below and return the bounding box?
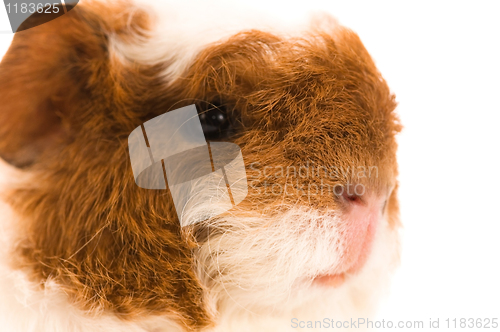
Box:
[0,2,401,330]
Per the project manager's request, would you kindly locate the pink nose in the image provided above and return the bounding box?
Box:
[337,186,385,274]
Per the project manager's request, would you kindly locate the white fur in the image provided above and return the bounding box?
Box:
[109,0,331,84]
[194,206,399,332]
[210,211,399,332]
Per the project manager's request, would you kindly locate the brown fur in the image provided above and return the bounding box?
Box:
[0,1,401,330]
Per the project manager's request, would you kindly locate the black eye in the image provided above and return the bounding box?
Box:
[197,102,233,140]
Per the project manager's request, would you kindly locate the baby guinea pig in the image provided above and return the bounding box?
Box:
[0,1,401,331]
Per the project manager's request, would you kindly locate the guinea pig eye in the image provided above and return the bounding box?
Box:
[197,102,234,140]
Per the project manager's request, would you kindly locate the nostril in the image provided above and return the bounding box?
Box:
[335,183,366,205]
[342,190,363,204]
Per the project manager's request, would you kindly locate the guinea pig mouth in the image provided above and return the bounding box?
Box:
[313,273,347,287]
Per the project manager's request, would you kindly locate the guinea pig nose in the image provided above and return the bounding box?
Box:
[336,187,384,274]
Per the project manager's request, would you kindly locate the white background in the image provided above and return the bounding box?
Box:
[1,1,499,329]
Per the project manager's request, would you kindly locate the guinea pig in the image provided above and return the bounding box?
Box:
[0,0,401,331]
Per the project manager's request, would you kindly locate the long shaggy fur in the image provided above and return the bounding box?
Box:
[0,0,401,331]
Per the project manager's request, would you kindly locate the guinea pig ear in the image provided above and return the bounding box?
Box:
[0,6,104,167]
[0,3,149,167]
